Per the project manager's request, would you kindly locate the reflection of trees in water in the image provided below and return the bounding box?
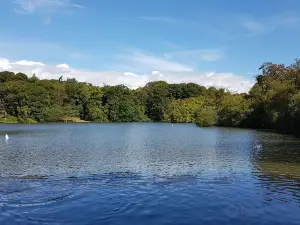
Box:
[251,131,300,203]
[254,131,300,164]
[252,131,300,174]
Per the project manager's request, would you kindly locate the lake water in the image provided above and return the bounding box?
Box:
[0,123,300,225]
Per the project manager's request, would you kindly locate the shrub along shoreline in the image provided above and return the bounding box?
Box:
[1,60,300,135]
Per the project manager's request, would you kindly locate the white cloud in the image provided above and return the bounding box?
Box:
[165,49,223,62]
[119,48,193,72]
[56,63,70,69]
[14,60,44,66]
[140,11,300,37]
[0,58,12,70]
[124,72,138,77]
[241,12,300,35]
[145,71,254,93]
[0,58,254,93]
[242,21,266,34]
[14,0,84,14]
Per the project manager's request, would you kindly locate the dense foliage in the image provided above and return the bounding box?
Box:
[1,60,300,134]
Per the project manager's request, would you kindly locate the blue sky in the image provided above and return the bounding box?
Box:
[0,0,300,92]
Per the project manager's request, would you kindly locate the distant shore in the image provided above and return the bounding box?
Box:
[0,117,90,124]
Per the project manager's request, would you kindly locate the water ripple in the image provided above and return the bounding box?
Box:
[0,124,300,224]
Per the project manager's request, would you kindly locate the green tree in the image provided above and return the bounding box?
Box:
[217,94,251,127]
[195,106,217,127]
[145,81,170,121]
[164,97,203,123]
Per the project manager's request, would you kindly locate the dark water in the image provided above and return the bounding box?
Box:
[0,123,300,225]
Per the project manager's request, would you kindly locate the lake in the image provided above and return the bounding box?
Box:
[0,123,300,225]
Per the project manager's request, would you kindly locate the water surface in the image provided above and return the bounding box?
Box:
[0,123,300,224]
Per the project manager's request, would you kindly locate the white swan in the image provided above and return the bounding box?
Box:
[5,134,9,140]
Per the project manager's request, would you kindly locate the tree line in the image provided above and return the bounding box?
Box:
[1,60,300,135]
